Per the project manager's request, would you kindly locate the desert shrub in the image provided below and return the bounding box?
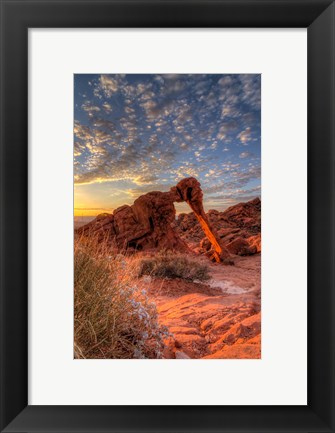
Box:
[137,250,210,282]
[74,236,169,359]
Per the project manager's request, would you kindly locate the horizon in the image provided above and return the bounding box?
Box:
[74,74,261,217]
[74,194,261,219]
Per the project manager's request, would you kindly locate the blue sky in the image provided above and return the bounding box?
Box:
[74,74,261,216]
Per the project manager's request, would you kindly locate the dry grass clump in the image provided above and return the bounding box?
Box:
[137,250,210,282]
[74,235,169,359]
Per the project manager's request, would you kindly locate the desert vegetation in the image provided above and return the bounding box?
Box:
[137,250,210,282]
[74,236,213,359]
[74,236,169,359]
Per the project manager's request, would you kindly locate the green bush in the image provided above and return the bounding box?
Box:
[74,237,168,359]
[138,251,210,282]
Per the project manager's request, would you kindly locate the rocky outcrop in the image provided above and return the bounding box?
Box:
[159,292,260,359]
[171,178,230,262]
[76,179,260,259]
[174,197,261,256]
[221,197,261,231]
[76,177,230,262]
[144,254,261,359]
[77,190,188,252]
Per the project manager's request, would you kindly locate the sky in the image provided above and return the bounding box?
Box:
[74,74,261,217]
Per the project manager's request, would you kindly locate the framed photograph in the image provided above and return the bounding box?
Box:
[0,0,334,432]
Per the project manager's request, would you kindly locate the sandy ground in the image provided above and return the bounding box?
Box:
[143,254,261,359]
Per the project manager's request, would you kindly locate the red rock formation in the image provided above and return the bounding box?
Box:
[222,197,261,231]
[174,197,261,256]
[171,178,231,262]
[76,178,260,261]
[76,177,229,262]
[247,233,261,253]
[77,190,188,252]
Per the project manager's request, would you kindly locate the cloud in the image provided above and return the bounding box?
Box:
[205,169,216,178]
[133,174,159,185]
[74,141,85,156]
[126,183,170,199]
[100,75,119,96]
[218,76,234,87]
[219,119,239,133]
[102,102,112,113]
[209,185,261,202]
[203,162,260,195]
[217,126,226,141]
[180,142,190,151]
[173,165,199,180]
[81,102,101,114]
[237,127,252,145]
[91,118,116,132]
[239,151,251,158]
[240,74,261,110]
[74,74,261,210]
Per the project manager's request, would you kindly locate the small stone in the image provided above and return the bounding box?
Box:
[175,351,191,359]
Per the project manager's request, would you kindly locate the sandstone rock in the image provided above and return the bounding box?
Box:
[77,190,187,253]
[175,197,261,256]
[223,197,261,231]
[203,343,261,359]
[200,238,211,252]
[76,177,232,263]
[225,237,257,256]
[217,227,241,238]
[172,177,231,262]
[175,351,191,359]
[247,234,261,253]
[211,312,261,351]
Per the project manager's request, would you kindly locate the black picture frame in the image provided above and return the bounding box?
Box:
[1,0,334,432]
